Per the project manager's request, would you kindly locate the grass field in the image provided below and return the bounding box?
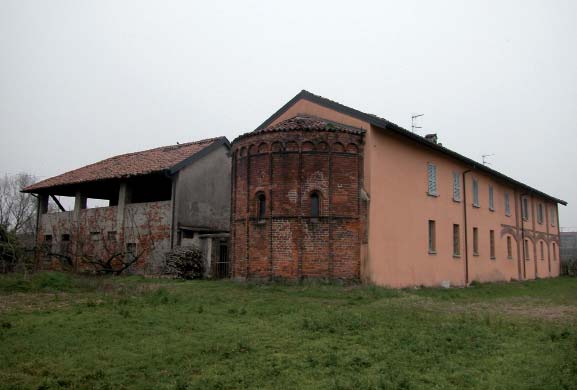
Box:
[0,273,576,389]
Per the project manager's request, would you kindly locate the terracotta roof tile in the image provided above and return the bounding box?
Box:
[24,137,223,192]
[234,115,365,141]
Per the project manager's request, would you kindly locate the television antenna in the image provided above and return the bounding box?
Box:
[482,154,495,166]
[411,114,424,133]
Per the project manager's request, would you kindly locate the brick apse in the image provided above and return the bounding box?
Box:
[231,116,366,280]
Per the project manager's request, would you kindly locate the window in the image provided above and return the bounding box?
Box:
[489,230,495,259]
[126,243,137,262]
[540,241,544,261]
[452,172,461,201]
[507,236,512,259]
[453,224,460,257]
[427,163,438,196]
[550,207,556,227]
[473,227,479,255]
[537,204,544,224]
[257,193,266,222]
[44,234,53,242]
[428,220,436,254]
[553,242,557,261]
[524,239,530,260]
[61,234,70,242]
[488,185,494,211]
[522,197,529,221]
[107,231,117,241]
[472,178,479,207]
[310,192,320,219]
[504,193,511,216]
[90,232,100,241]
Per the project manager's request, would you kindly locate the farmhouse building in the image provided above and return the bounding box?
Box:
[23,137,231,276]
[230,90,566,287]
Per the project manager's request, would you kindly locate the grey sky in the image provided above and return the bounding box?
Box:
[1,1,576,225]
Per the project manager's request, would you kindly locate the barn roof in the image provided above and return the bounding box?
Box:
[23,137,230,193]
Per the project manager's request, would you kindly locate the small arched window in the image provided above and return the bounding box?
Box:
[311,192,320,219]
[257,193,266,221]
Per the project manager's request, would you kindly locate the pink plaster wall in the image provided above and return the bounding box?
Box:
[365,125,561,287]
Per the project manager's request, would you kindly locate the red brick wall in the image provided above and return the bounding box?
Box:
[231,130,365,281]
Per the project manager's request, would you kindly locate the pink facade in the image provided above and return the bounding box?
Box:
[259,91,564,288]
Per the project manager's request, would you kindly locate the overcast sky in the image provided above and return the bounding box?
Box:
[1,1,576,226]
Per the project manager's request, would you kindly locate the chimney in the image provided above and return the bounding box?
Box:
[425,133,438,144]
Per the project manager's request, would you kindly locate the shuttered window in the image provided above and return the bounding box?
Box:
[428,220,436,253]
[488,185,495,211]
[537,204,544,224]
[472,178,479,207]
[452,172,461,201]
[504,193,511,216]
[427,163,438,196]
[453,224,460,256]
[540,241,544,260]
[524,239,530,260]
[473,227,479,255]
[489,230,495,259]
[522,197,529,221]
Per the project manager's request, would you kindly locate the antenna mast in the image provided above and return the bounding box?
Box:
[411,114,424,133]
[482,154,495,166]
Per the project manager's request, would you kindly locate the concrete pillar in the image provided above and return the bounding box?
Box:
[38,194,49,215]
[73,191,86,221]
[116,182,131,234]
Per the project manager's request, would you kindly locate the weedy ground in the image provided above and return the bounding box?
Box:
[0,272,576,389]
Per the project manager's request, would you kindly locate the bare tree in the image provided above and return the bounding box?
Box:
[0,173,37,234]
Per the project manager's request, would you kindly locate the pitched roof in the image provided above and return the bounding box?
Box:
[255,90,567,206]
[23,137,230,193]
[235,115,365,141]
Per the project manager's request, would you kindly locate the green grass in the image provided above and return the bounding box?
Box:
[0,274,576,389]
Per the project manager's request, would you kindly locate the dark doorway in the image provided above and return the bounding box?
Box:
[214,242,230,278]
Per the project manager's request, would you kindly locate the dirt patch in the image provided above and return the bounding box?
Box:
[411,296,577,322]
[0,283,169,314]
